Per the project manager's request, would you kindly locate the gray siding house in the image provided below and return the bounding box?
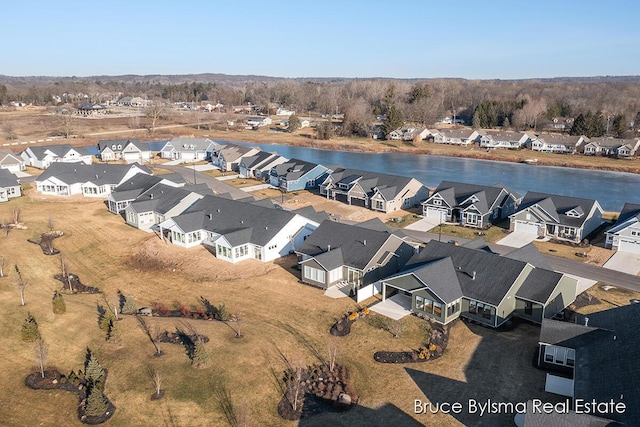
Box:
[0,169,21,202]
[605,203,640,254]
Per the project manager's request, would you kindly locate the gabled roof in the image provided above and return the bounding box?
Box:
[539,318,600,346]
[240,151,275,169]
[129,183,212,214]
[216,143,258,163]
[516,268,563,304]
[504,243,553,270]
[0,169,20,188]
[480,130,530,142]
[25,144,91,159]
[297,220,399,270]
[164,138,217,152]
[36,163,151,186]
[607,202,640,234]
[384,257,464,303]
[291,206,331,224]
[429,181,512,216]
[327,167,420,201]
[434,128,478,139]
[515,191,599,228]
[534,133,585,145]
[404,240,530,306]
[167,194,313,246]
[97,139,141,152]
[271,158,326,181]
[0,149,23,165]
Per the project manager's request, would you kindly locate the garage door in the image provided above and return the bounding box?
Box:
[350,197,367,207]
[619,238,640,254]
[514,221,541,235]
[426,208,448,219]
[336,193,348,203]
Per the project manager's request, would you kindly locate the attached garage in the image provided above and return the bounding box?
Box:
[514,221,542,235]
[425,207,448,220]
[336,193,348,203]
[350,197,367,208]
[618,238,640,254]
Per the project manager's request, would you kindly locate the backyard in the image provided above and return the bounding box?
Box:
[0,192,564,426]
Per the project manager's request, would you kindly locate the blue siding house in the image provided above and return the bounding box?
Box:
[269,158,332,192]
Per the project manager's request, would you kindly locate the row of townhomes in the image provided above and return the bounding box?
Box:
[97,139,152,163]
[407,127,640,156]
[21,144,93,168]
[320,167,430,213]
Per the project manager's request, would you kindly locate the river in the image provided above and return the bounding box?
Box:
[217,140,640,212]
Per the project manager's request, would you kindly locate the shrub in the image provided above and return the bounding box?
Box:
[152,302,170,316]
[177,302,191,317]
[84,384,108,417]
[191,339,210,368]
[52,291,66,314]
[99,308,116,333]
[84,348,105,386]
[21,313,40,342]
[121,295,137,315]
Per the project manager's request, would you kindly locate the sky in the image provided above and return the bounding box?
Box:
[3,0,640,79]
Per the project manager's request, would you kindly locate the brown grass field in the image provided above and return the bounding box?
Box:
[0,191,567,427]
[2,107,639,175]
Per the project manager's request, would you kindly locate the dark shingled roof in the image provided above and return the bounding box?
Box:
[327,167,421,201]
[405,240,528,306]
[539,318,600,346]
[168,194,315,247]
[431,181,510,216]
[297,220,399,270]
[385,257,464,303]
[516,191,598,228]
[271,158,323,181]
[572,304,640,425]
[97,139,141,152]
[26,144,91,159]
[504,243,553,270]
[607,202,640,235]
[128,183,212,215]
[0,169,19,187]
[36,162,151,186]
[523,400,619,427]
[516,268,563,304]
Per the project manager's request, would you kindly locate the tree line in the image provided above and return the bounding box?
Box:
[1,76,640,138]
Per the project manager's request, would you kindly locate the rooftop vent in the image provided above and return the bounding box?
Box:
[584,317,589,326]
[207,214,213,220]
[217,209,220,213]
[327,244,331,251]
[363,239,367,246]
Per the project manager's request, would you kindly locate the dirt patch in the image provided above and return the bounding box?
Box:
[27,231,64,255]
[54,273,101,294]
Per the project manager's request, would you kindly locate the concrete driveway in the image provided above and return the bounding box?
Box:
[604,251,640,275]
[497,231,544,248]
[370,293,412,320]
[404,217,441,232]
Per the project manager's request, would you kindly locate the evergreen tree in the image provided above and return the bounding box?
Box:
[611,114,627,137]
[381,105,404,138]
[191,339,210,368]
[570,113,588,135]
[286,114,301,133]
[84,383,108,417]
[502,117,511,129]
[472,111,482,128]
[52,290,66,314]
[99,307,116,334]
[216,303,229,321]
[315,121,334,140]
[121,295,137,315]
[21,312,40,342]
[84,348,106,386]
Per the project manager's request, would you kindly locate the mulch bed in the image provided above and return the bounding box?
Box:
[25,368,115,424]
[27,231,64,255]
[569,292,601,310]
[54,274,101,294]
[373,318,450,364]
[156,331,210,345]
[329,317,354,336]
[277,363,357,421]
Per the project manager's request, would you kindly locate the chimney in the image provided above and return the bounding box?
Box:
[584,317,589,327]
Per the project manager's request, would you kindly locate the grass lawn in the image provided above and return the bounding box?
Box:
[199,168,225,178]
[0,192,491,426]
[532,240,592,262]
[426,223,510,243]
[572,283,640,316]
[221,177,264,189]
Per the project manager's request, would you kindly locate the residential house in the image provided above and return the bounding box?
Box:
[320,167,430,213]
[0,148,26,173]
[20,144,93,169]
[422,181,522,229]
[402,127,432,141]
[107,173,186,214]
[296,219,415,301]
[275,108,295,116]
[431,129,481,146]
[509,192,603,243]
[157,194,324,263]
[536,304,640,425]
[76,102,106,116]
[380,241,577,327]
[269,158,332,192]
[582,137,640,157]
[529,134,587,154]
[97,139,152,163]
[0,169,21,202]
[245,116,272,128]
[478,130,532,149]
[605,203,640,254]
[123,183,213,232]
[35,163,151,197]
[159,138,219,161]
[549,116,574,130]
[238,151,289,180]
[211,143,261,172]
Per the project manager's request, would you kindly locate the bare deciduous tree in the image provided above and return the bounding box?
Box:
[327,338,339,372]
[147,365,162,397]
[215,383,249,427]
[35,337,48,378]
[12,207,20,224]
[0,257,5,277]
[13,264,27,306]
[136,314,162,356]
[56,112,76,139]
[60,254,73,292]
[145,102,166,133]
[47,216,55,232]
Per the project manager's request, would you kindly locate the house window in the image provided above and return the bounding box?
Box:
[469,300,477,314]
[433,302,442,317]
[304,266,326,283]
[375,200,384,210]
[415,296,425,311]
[307,179,315,187]
[631,231,639,237]
[544,346,575,366]
[433,199,442,206]
[482,305,492,319]
[524,301,533,315]
[465,213,479,226]
[329,268,342,283]
[566,349,575,367]
[254,246,263,261]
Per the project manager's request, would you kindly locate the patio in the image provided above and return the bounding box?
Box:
[370,293,413,320]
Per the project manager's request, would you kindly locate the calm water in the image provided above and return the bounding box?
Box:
[218,140,640,212]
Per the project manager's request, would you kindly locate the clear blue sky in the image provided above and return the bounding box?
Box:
[4,0,639,79]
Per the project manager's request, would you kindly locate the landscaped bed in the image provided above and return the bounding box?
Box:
[374,318,450,363]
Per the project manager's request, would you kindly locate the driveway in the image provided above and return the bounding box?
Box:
[604,251,640,275]
[370,293,412,320]
[404,217,440,232]
[497,231,544,248]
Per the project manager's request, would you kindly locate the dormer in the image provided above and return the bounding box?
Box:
[565,206,584,218]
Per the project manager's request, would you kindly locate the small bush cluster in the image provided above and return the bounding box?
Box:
[52,290,66,314]
[21,312,40,342]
